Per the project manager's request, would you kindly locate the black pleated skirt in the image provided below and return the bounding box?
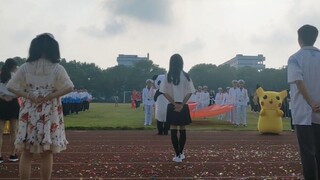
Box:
[0,98,20,120]
[166,103,192,126]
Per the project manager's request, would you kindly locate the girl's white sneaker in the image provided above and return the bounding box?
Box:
[172,156,182,163]
[180,153,185,160]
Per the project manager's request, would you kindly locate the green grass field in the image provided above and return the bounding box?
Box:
[64,103,292,131]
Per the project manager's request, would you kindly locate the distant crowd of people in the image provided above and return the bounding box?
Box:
[135,78,250,129]
[189,80,249,127]
[61,89,92,116]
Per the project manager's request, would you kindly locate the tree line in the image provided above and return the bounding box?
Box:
[1,57,288,102]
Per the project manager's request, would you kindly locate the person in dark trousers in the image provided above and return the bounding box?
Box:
[0,58,20,163]
[287,24,320,180]
[286,90,295,131]
[160,54,195,163]
[153,74,170,135]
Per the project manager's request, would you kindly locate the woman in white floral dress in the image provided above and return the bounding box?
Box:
[7,33,74,180]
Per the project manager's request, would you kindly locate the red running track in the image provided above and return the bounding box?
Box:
[0,130,303,179]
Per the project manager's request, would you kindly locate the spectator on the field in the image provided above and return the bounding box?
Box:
[7,33,74,179]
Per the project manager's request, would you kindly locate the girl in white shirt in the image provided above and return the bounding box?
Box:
[160,54,195,163]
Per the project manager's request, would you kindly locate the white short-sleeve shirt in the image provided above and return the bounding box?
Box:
[142,87,155,106]
[235,88,249,106]
[160,71,195,103]
[287,46,320,125]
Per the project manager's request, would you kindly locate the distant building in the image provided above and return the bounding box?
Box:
[222,54,266,71]
[117,53,150,67]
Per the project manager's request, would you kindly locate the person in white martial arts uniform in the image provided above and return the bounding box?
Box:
[224,87,232,122]
[215,87,225,120]
[235,80,249,127]
[195,86,203,110]
[142,79,155,126]
[228,80,239,124]
[201,85,210,109]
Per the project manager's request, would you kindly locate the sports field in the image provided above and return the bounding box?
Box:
[63,103,293,131]
[0,103,302,179]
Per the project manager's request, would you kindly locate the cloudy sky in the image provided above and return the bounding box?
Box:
[1,0,320,71]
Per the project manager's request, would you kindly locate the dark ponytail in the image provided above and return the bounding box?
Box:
[0,58,17,83]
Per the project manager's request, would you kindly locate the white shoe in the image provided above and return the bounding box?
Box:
[172,156,182,163]
[180,153,185,160]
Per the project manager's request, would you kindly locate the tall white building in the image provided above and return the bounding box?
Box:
[222,54,266,71]
[117,53,150,67]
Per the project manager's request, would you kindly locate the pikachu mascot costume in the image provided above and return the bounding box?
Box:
[256,87,287,134]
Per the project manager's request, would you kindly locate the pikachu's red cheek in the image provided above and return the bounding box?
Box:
[261,102,264,106]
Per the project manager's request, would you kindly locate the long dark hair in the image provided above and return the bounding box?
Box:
[26,33,60,63]
[167,54,190,85]
[0,58,17,83]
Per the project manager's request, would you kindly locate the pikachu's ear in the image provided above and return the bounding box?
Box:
[279,90,288,99]
[256,87,264,97]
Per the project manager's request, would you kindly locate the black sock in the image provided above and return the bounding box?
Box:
[179,130,186,154]
[171,129,179,156]
[157,121,163,134]
[164,122,170,135]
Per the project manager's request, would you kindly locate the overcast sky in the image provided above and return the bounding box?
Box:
[1,0,320,71]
